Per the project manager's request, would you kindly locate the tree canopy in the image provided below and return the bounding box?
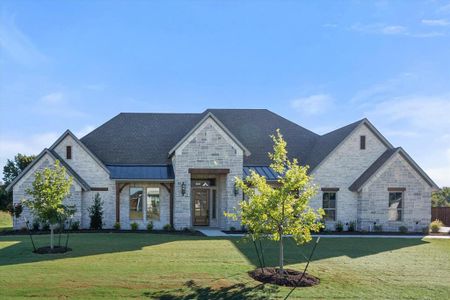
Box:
[432,187,450,207]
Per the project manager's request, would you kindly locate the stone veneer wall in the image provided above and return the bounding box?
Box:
[12,155,83,229]
[172,118,243,229]
[359,153,432,232]
[310,124,388,228]
[53,134,116,228]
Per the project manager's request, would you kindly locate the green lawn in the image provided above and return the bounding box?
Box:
[0,233,449,299]
[0,210,12,231]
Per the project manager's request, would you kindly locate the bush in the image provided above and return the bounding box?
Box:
[429,219,444,233]
[147,222,153,231]
[42,223,50,231]
[70,221,80,231]
[348,221,356,232]
[88,193,104,230]
[230,226,236,232]
[163,224,172,231]
[113,222,121,230]
[130,222,139,231]
[422,226,429,234]
[335,221,344,232]
[32,220,40,231]
[374,225,383,232]
[399,226,408,234]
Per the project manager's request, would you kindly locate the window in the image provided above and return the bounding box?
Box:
[360,135,366,150]
[388,192,403,221]
[66,146,72,159]
[129,187,144,220]
[322,192,336,221]
[146,187,160,220]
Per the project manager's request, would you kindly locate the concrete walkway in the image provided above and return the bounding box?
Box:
[196,228,229,237]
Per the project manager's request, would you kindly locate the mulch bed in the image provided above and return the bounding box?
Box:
[33,246,72,254]
[249,267,319,287]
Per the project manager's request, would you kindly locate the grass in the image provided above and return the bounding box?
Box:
[0,210,12,231]
[0,233,449,299]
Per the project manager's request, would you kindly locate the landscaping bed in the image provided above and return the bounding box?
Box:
[249,267,319,287]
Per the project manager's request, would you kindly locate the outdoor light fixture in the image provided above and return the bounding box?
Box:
[234,182,239,196]
[181,182,186,196]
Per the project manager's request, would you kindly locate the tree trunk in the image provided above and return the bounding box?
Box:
[50,226,54,249]
[279,233,284,272]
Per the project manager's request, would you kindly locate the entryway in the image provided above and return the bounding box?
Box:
[193,189,209,226]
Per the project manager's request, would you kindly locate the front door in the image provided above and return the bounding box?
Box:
[193,189,209,226]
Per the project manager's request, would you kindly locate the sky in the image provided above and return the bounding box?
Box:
[0,0,449,187]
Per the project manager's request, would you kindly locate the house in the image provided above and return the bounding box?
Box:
[6,109,439,232]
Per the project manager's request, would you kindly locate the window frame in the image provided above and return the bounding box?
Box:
[129,185,161,222]
[360,135,366,150]
[322,191,337,221]
[66,145,72,159]
[388,191,404,222]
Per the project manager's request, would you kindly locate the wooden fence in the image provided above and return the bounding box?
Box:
[431,207,450,226]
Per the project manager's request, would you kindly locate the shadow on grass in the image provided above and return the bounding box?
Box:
[0,232,429,268]
[143,280,278,300]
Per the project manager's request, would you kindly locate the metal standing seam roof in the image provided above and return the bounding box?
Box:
[243,166,279,181]
[107,165,175,180]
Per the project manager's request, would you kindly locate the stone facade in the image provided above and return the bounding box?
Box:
[11,118,434,232]
[171,117,243,230]
[359,153,432,232]
[310,123,388,229]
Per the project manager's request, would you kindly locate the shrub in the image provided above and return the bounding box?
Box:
[230,226,236,232]
[130,222,139,231]
[319,222,326,232]
[422,226,429,234]
[32,220,40,231]
[113,222,121,230]
[163,224,172,231]
[42,223,50,231]
[335,221,344,232]
[348,221,356,232]
[70,221,80,231]
[374,225,383,232]
[429,219,444,233]
[88,193,104,230]
[147,222,153,231]
[399,226,408,234]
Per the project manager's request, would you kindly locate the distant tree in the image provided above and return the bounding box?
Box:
[23,161,74,249]
[3,153,36,185]
[88,193,104,230]
[432,187,450,207]
[226,129,324,273]
[1,154,36,211]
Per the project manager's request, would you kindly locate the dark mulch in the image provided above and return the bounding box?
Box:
[34,246,72,254]
[249,267,319,287]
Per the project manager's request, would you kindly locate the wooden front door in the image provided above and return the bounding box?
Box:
[193,189,209,226]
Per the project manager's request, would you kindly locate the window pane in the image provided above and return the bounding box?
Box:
[322,192,336,209]
[130,187,143,220]
[146,187,160,221]
[388,192,402,221]
[324,209,336,221]
[212,190,216,219]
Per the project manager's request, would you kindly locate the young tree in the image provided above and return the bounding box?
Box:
[88,193,104,230]
[23,160,74,249]
[227,129,324,272]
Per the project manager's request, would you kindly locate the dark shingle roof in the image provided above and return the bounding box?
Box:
[80,109,320,165]
[349,148,400,192]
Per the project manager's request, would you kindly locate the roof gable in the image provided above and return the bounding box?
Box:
[349,147,439,192]
[168,112,251,157]
[6,149,91,192]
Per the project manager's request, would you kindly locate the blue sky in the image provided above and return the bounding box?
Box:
[1,0,449,186]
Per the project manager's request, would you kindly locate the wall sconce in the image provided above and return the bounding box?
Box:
[234,182,239,196]
[181,182,186,196]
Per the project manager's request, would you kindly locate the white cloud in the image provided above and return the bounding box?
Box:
[291,94,333,115]
[40,92,65,105]
[0,132,60,170]
[0,12,47,65]
[422,19,450,26]
[350,23,444,38]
